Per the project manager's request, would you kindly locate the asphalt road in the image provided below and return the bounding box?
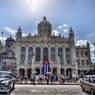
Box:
[0,85,89,95]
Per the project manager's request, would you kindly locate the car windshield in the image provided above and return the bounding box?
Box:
[0,72,10,78]
[90,77,95,83]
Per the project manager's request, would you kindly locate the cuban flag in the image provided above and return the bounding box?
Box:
[43,61,49,74]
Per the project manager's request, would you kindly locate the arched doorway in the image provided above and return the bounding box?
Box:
[66,68,72,79]
[19,68,25,76]
[35,68,40,74]
[27,68,31,79]
[53,68,57,75]
[61,68,64,75]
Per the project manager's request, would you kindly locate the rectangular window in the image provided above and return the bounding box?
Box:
[21,54,25,60]
[76,51,79,57]
[20,54,25,63]
[77,60,80,65]
[81,60,84,65]
[66,54,70,59]
[85,51,88,57]
[86,60,89,65]
[80,51,84,57]
[28,54,32,60]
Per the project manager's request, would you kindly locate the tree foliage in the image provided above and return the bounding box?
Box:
[92,63,95,70]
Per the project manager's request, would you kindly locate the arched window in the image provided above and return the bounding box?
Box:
[51,47,56,62]
[28,47,33,63]
[29,47,33,52]
[43,47,48,61]
[21,47,26,52]
[58,47,63,64]
[65,47,70,64]
[20,47,26,63]
[36,47,41,61]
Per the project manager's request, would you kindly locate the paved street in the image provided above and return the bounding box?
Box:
[0,84,89,95]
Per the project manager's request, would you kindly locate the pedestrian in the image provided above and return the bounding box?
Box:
[24,76,27,84]
[46,75,49,85]
[33,75,36,85]
[31,74,34,84]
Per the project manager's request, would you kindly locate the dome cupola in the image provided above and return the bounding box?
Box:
[38,16,52,36]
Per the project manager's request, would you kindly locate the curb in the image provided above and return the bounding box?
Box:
[15,83,80,85]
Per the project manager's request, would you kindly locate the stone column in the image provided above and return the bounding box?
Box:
[33,46,36,61]
[70,44,78,78]
[31,45,36,73]
[48,46,51,62]
[51,68,53,74]
[40,68,42,74]
[17,45,21,64]
[57,57,60,75]
[25,46,28,65]
[41,46,43,62]
[63,46,66,65]
[32,55,34,74]
[25,68,27,76]
[56,47,59,62]
[17,68,19,76]
[64,68,66,77]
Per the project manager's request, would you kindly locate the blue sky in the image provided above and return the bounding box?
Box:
[0,0,95,62]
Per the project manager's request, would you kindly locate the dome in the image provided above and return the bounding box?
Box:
[38,16,52,27]
[6,36,15,42]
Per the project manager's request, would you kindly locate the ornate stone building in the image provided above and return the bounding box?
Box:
[0,36,17,74]
[0,16,92,78]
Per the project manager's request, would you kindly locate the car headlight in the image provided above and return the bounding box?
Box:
[4,82,9,86]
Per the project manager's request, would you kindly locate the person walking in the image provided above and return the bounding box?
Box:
[31,74,34,84]
[33,75,36,85]
[46,75,49,85]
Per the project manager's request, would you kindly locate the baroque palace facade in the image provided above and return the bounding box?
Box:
[0,16,92,78]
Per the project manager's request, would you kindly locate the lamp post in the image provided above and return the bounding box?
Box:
[58,53,61,75]
[31,53,34,74]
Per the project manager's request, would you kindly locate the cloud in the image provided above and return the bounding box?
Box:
[53,30,59,36]
[26,0,39,13]
[0,37,7,45]
[63,24,68,27]
[3,26,16,36]
[58,26,62,29]
[22,33,27,36]
[3,26,27,37]
[63,29,68,33]
[75,40,88,46]
[26,0,30,2]
[30,7,36,12]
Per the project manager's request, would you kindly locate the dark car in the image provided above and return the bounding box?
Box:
[83,70,95,75]
[80,75,95,95]
[0,71,15,94]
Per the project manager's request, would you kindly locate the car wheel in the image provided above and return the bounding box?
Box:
[90,89,95,95]
[81,85,85,92]
[7,90,10,95]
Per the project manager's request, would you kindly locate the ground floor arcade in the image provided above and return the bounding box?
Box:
[17,67,72,79]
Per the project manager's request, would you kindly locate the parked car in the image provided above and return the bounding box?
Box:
[0,71,15,94]
[80,75,95,95]
[83,70,95,75]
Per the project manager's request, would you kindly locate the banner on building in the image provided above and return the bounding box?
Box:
[43,61,49,74]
